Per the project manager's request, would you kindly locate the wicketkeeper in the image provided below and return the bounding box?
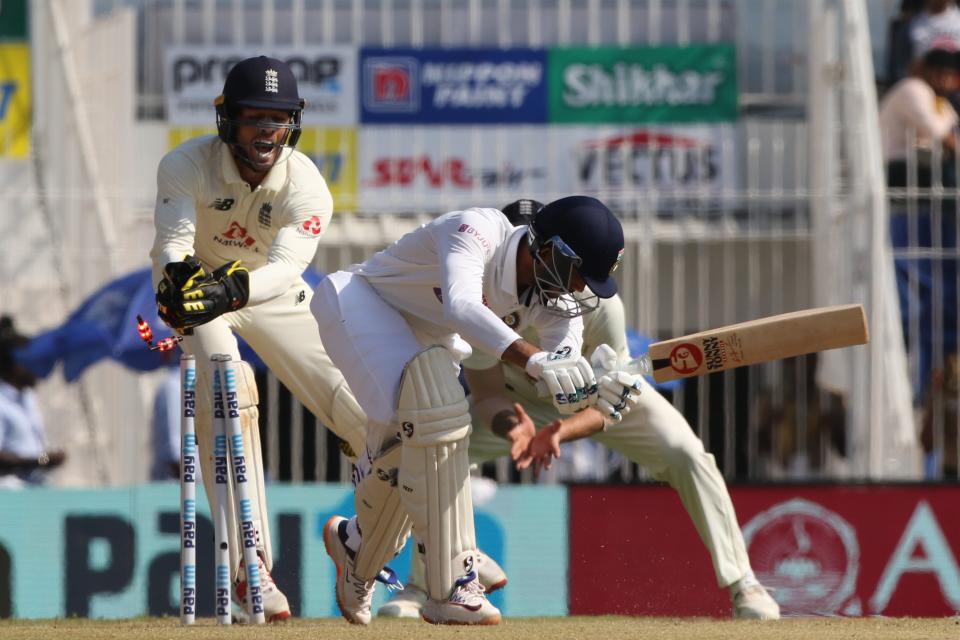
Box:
[150,56,367,621]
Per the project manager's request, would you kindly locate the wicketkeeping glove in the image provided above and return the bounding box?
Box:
[156,259,250,330]
[156,256,206,330]
[589,344,642,423]
[525,347,598,414]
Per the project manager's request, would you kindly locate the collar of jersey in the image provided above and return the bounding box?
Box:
[217,140,287,192]
[498,226,526,304]
[0,380,23,402]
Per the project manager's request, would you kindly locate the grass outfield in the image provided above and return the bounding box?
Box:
[0,617,957,640]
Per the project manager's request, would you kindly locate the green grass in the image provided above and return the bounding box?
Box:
[0,616,957,640]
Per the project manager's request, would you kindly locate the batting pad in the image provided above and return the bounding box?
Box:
[195,360,273,576]
[352,438,412,581]
[396,346,477,601]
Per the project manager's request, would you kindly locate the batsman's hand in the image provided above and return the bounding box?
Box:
[590,344,642,424]
[525,347,598,414]
[156,259,250,330]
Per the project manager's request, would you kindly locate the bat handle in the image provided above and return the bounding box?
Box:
[622,354,652,376]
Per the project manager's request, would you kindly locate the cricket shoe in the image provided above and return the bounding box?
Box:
[234,551,291,623]
[477,551,507,593]
[377,583,428,619]
[324,515,376,625]
[732,584,780,620]
[421,570,501,625]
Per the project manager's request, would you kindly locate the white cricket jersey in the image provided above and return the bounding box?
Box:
[150,135,333,306]
[350,208,584,360]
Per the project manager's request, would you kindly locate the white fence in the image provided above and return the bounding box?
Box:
[0,0,933,486]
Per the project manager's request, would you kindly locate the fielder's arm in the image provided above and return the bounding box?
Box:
[464,364,535,461]
[516,410,607,478]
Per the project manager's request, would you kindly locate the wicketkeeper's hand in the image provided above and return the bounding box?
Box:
[589,344,642,423]
[156,258,250,330]
[525,347,598,414]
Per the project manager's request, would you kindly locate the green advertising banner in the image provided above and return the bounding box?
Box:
[0,0,28,41]
[548,45,737,123]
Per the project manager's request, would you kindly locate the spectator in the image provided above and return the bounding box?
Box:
[909,0,960,61]
[0,316,66,488]
[880,47,959,176]
[886,0,927,87]
[920,353,959,477]
[881,48,960,404]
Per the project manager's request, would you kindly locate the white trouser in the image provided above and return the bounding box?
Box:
[312,272,478,598]
[185,277,367,458]
[468,376,752,588]
[310,272,428,429]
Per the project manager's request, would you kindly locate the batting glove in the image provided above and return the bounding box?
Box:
[589,344,642,423]
[525,347,598,414]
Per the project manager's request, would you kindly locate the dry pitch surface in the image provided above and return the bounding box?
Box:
[0,617,957,640]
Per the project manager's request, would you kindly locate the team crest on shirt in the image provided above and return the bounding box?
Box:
[258,202,273,228]
[501,312,519,328]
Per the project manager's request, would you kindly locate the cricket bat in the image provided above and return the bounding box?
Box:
[633,304,869,383]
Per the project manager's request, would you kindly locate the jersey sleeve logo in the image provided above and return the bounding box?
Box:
[456,223,491,252]
[297,215,323,237]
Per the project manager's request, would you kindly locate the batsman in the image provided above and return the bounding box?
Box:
[311,195,642,625]
[150,56,367,621]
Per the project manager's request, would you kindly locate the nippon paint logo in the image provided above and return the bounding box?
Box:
[421,60,543,109]
[362,57,420,112]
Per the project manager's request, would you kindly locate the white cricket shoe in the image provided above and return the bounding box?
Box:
[323,515,376,625]
[421,572,502,625]
[732,584,781,620]
[377,583,428,619]
[477,551,507,593]
[234,551,291,623]
[378,548,507,619]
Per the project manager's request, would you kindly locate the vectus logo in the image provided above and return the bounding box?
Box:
[577,130,718,189]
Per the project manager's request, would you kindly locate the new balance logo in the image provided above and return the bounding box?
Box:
[210,198,235,211]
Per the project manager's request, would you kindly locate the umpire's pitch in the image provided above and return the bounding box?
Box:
[0,617,957,640]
